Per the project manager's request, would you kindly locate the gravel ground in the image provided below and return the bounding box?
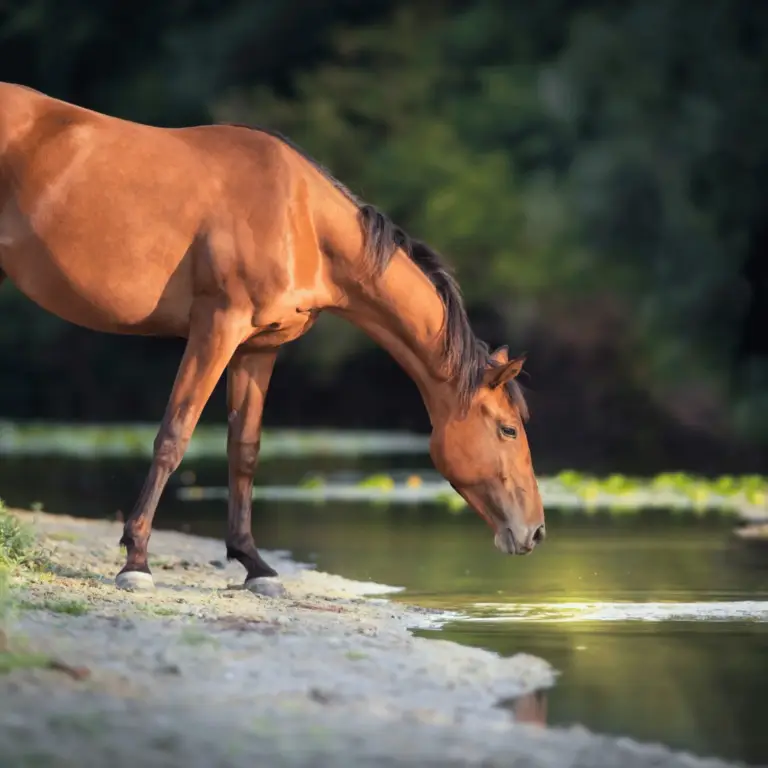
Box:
[0,509,751,768]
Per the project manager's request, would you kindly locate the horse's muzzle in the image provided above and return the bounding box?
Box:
[494,523,546,555]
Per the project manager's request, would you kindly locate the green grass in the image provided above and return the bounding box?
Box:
[179,627,219,647]
[0,501,31,648]
[0,502,37,570]
[19,598,89,616]
[46,532,78,543]
[0,649,52,675]
[0,557,51,673]
[0,563,11,627]
[0,500,60,671]
[135,604,179,617]
[47,712,109,736]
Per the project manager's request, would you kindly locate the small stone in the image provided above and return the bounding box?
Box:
[157,664,181,676]
[308,688,337,705]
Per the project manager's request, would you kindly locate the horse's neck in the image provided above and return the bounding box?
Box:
[331,246,455,423]
[305,165,459,422]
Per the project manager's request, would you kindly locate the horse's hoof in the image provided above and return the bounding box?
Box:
[245,576,287,598]
[115,570,156,592]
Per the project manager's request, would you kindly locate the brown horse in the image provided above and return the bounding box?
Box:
[0,82,545,592]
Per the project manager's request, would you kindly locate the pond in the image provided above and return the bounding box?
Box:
[1,452,767,766]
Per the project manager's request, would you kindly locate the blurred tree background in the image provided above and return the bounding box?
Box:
[0,0,766,475]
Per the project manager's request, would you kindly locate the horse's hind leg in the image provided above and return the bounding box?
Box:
[224,348,278,586]
[116,303,247,590]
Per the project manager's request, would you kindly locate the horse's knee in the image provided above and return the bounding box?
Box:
[229,439,261,477]
[153,433,187,473]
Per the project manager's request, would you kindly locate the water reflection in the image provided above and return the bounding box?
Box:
[467,600,768,622]
[1,456,767,765]
[497,690,549,727]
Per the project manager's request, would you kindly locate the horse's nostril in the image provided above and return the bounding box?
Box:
[532,524,546,543]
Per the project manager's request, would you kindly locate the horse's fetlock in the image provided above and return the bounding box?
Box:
[226,533,255,558]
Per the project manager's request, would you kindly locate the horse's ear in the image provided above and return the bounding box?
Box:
[489,345,509,365]
[484,352,526,389]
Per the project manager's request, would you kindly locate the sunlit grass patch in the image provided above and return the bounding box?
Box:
[0,501,37,570]
[19,598,89,616]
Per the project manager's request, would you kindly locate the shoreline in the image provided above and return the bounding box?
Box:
[0,508,747,767]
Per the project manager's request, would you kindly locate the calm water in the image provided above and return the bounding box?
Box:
[1,455,767,766]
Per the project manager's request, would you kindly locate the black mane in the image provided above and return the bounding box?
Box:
[225,122,528,416]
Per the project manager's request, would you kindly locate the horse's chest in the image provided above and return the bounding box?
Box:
[244,305,320,349]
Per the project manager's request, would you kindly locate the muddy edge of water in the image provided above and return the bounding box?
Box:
[0,509,748,768]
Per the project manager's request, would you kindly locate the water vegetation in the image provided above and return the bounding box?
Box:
[0,421,428,460]
[179,471,768,519]
[4,423,765,519]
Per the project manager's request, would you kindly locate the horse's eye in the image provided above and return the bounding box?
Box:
[499,424,518,440]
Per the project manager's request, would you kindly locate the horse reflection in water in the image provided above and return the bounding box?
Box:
[498,690,549,727]
[512,690,549,726]
[0,82,545,591]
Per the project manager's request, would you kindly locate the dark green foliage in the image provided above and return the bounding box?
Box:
[0,0,766,466]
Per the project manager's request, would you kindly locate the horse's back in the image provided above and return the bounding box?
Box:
[0,83,210,334]
[0,83,333,342]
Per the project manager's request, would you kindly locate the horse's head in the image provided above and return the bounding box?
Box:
[429,346,545,555]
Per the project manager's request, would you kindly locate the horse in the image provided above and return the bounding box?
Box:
[0,81,545,592]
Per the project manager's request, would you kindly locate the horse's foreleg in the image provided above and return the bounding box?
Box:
[224,348,278,586]
[116,304,246,590]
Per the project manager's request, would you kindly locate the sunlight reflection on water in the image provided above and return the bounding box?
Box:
[468,601,768,623]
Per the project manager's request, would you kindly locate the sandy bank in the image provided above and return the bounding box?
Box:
[0,509,747,767]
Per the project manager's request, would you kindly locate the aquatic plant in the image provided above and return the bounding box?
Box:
[299,474,326,489]
[356,474,396,491]
[0,421,429,460]
[286,471,767,518]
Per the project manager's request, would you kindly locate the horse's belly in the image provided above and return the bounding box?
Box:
[0,242,192,336]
